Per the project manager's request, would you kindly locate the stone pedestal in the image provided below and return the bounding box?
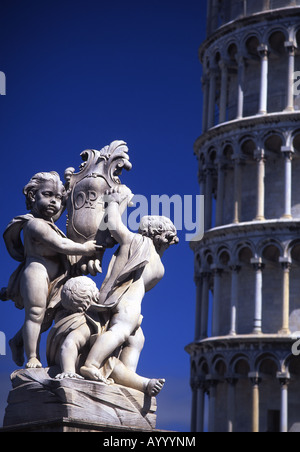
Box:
[2,367,157,432]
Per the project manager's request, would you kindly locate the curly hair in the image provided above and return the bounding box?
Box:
[23,171,67,210]
[138,216,179,249]
[61,276,99,313]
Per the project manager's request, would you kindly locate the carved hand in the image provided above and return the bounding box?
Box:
[82,241,103,255]
[104,185,133,206]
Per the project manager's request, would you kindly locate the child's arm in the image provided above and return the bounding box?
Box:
[27,219,101,256]
[104,186,134,246]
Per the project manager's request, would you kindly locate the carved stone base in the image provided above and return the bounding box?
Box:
[3,367,157,431]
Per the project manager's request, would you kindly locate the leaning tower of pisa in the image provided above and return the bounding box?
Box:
[186,0,300,432]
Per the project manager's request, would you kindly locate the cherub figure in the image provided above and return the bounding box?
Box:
[80,185,179,385]
[1,172,100,369]
[47,276,165,396]
[47,276,100,381]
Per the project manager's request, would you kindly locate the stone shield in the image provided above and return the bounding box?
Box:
[66,141,132,249]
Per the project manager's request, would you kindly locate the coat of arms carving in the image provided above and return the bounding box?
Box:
[65,140,132,274]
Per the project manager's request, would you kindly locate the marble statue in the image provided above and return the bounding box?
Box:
[1,171,101,369]
[1,140,178,431]
[46,184,178,395]
[80,186,179,386]
[47,275,166,397]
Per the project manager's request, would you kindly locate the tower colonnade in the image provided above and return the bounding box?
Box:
[186,1,300,432]
[189,338,299,433]
[198,115,300,230]
[206,0,300,37]
[201,9,300,131]
[192,222,300,340]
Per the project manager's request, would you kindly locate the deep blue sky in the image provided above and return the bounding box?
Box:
[0,0,206,431]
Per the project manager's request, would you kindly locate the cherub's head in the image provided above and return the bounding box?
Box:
[23,172,67,221]
[138,216,179,253]
[61,276,99,313]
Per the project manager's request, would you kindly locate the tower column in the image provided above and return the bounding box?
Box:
[219,60,228,123]
[279,258,292,335]
[196,378,206,432]
[210,0,219,32]
[200,272,211,339]
[211,265,223,337]
[232,157,243,224]
[254,147,266,221]
[215,160,226,227]
[249,372,262,433]
[207,68,217,129]
[284,41,296,112]
[258,44,269,115]
[190,377,197,432]
[202,75,209,132]
[226,376,238,432]
[207,375,218,433]
[281,146,294,219]
[199,171,206,198]
[236,55,245,119]
[277,372,290,433]
[229,265,241,336]
[204,166,214,231]
[194,275,203,341]
[251,258,265,334]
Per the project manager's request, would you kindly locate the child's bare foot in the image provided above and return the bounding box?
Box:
[9,338,24,367]
[80,365,111,385]
[146,379,165,397]
[26,357,42,369]
[55,372,84,380]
